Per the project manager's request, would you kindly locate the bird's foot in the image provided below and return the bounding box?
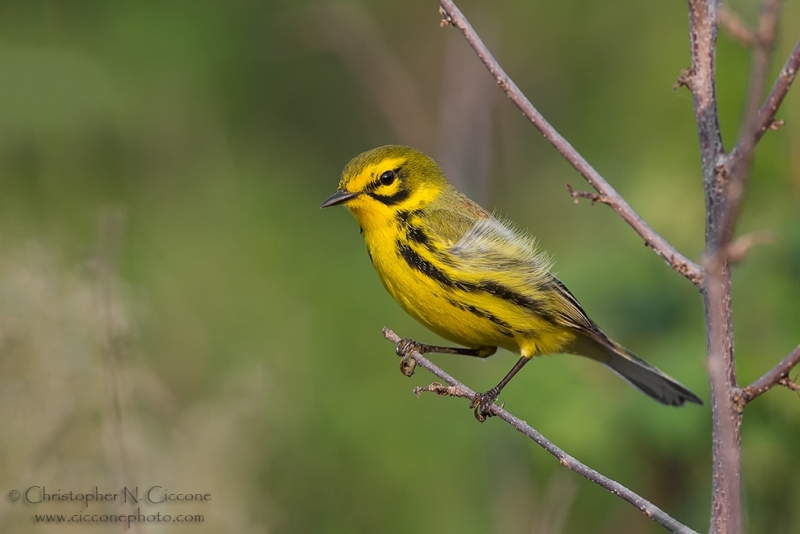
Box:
[470,387,501,423]
[395,338,423,377]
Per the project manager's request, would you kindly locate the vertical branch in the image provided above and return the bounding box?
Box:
[685,1,741,533]
[703,254,740,534]
[687,0,726,188]
[687,1,796,533]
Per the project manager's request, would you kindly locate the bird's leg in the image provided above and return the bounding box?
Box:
[395,338,496,376]
[471,356,531,422]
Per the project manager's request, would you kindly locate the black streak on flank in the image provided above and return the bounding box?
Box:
[448,299,514,337]
[397,239,554,325]
[396,241,454,287]
[406,225,429,245]
[396,211,435,250]
[470,280,556,324]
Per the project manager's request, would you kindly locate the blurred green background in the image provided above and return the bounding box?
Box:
[0,0,798,532]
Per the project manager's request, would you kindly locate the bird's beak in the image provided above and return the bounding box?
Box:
[320,189,360,208]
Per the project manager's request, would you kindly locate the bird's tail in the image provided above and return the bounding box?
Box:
[565,332,703,407]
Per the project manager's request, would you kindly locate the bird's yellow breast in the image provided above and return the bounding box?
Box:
[365,226,514,351]
[359,210,574,357]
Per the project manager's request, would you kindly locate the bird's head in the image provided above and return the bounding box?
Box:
[321,145,449,230]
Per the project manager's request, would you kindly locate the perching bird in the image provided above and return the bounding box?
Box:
[322,145,702,420]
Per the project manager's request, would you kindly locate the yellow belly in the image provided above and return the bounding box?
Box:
[365,230,575,356]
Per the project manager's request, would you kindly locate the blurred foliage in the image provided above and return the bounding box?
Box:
[0,0,798,533]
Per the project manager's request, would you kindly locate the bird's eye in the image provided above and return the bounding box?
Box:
[379,170,396,186]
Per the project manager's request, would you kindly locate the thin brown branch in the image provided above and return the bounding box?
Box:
[719,5,757,47]
[778,376,800,393]
[673,68,695,91]
[718,2,790,245]
[437,0,703,288]
[565,183,610,206]
[724,230,776,264]
[737,345,800,405]
[742,0,781,131]
[382,327,700,534]
[725,37,800,191]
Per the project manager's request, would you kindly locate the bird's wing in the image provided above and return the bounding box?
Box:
[545,275,603,335]
[423,195,492,246]
[442,214,606,335]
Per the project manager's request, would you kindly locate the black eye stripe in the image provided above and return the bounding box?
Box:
[368,188,410,206]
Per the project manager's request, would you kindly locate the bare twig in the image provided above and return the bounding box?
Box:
[740,0,781,136]
[673,68,695,91]
[736,345,800,405]
[382,327,700,534]
[719,5,757,47]
[778,376,800,393]
[739,37,800,152]
[437,0,703,287]
[720,38,800,241]
[719,5,794,246]
[724,230,776,264]
[565,183,610,205]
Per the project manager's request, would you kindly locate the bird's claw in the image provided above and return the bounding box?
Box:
[396,338,421,377]
[470,389,500,423]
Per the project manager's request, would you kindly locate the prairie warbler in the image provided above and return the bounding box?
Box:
[322,145,702,420]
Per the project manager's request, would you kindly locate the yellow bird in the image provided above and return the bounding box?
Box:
[322,145,702,420]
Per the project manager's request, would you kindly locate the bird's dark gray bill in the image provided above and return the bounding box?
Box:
[320,189,359,208]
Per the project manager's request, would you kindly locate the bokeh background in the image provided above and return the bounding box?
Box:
[0,0,799,532]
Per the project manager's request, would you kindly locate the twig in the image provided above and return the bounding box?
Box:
[719,5,757,47]
[721,36,800,241]
[737,37,800,154]
[437,0,703,288]
[719,4,794,245]
[741,0,781,134]
[724,230,776,264]
[673,68,695,91]
[565,183,610,205]
[736,345,800,405]
[382,327,699,534]
[778,376,800,394]
[725,39,800,180]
